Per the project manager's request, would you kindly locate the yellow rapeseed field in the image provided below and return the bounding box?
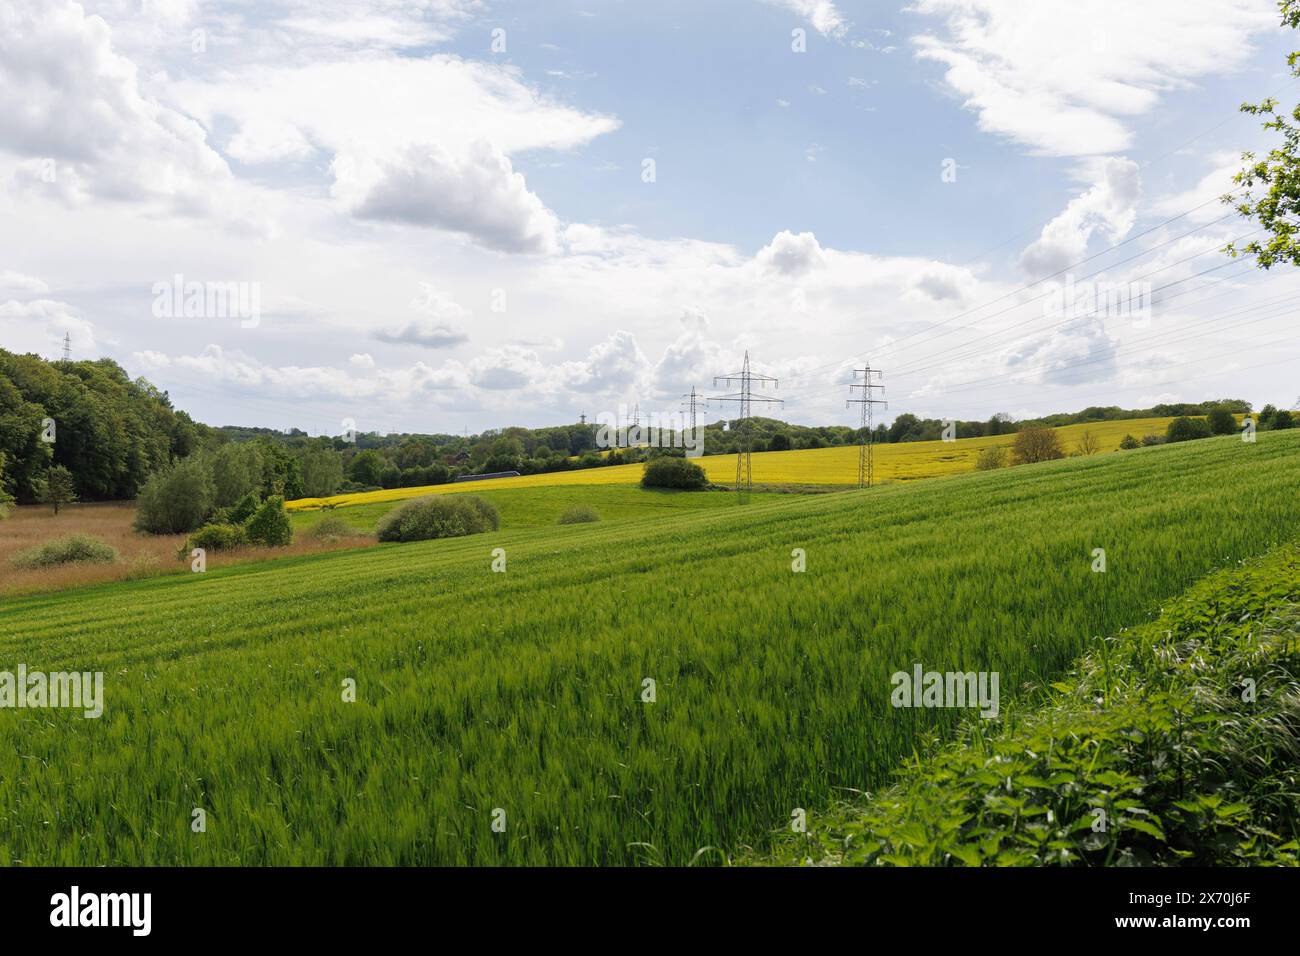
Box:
[286,417,1176,511]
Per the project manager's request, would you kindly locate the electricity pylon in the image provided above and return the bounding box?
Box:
[846,363,886,489]
[681,386,705,431]
[710,351,782,497]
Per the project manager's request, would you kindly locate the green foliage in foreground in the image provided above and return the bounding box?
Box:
[0,433,1298,865]
[9,534,117,570]
[774,539,1300,866]
[375,494,499,542]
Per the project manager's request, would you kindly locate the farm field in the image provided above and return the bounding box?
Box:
[286,417,1177,512]
[2,430,1296,866]
[0,486,767,598]
[289,485,778,535]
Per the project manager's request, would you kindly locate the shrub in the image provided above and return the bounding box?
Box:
[307,514,359,541]
[1273,409,1295,430]
[186,523,248,555]
[227,491,261,525]
[375,494,499,543]
[641,456,708,490]
[125,551,160,580]
[974,446,1007,470]
[10,534,117,570]
[336,481,382,494]
[134,456,216,534]
[245,495,292,547]
[1010,426,1064,465]
[1118,434,1141,450]
[558,505,601,524]
[1207,407,1238,435]
[209,491,260,525]
[1075,429,1101,456]
[1140,434,1166,447]
[1166,416,1212,443]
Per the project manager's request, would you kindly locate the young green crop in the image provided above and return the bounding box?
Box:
[0,431,1297,865]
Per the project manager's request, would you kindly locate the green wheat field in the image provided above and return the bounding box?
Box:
[2,431,1299,865]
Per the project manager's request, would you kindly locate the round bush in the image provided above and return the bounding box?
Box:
[186,523,248,554]
[1206,407,1238,435]
[308,514,359,541]
[10,534,117,570]
[1166,417,1213,443]
[640,456,708,490]
[375,495,500,543]
[974,445,1007,470]
[558,505,600,525]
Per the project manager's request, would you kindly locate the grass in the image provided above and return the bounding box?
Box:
[1,487,754,597]
[0,430,1296,865]
[289,485,770,534]
[286,417,1177,511]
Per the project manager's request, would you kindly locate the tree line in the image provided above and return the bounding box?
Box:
[0,347,1276,509]
[0,348,200,504]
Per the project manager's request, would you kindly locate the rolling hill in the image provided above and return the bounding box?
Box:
[286,417,1177,511]
[1,429,1294,865]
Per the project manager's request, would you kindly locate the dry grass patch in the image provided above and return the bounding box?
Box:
[1,501,378,597]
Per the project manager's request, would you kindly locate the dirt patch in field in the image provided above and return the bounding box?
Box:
[1,501,378,597]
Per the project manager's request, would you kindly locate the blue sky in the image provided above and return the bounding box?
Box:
[2,0,1298,434]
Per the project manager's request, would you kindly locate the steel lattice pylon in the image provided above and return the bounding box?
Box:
[710,351,782,498]
[847,363,886,489]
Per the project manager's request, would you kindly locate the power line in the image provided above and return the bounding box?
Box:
[922,289,1300,400]
[941,337,1300,421]
[889,251,1260,380]
[880,202,1242,361]
[775,250,1270,407]
[883,227,1263,379]
[779,195,1250,391]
